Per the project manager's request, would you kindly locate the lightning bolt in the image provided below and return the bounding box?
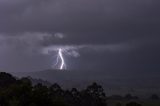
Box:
[53,54,59,68]
[58,48,66,70]
[52,48,66,70]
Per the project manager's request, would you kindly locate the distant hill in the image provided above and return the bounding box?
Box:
[11,69,111,89]
[11,69,160,97]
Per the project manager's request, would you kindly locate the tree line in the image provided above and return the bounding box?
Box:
[0,72,158,106]
[0,72,106,106]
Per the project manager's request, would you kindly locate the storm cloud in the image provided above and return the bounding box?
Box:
[0,0,159,73]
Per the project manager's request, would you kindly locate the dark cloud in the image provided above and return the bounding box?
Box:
[0,0,159,72]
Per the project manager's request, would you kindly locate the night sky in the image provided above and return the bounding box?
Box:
[0,0,160,75]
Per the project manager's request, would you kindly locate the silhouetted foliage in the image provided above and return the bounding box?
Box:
[126,102,141,106]
[0,72,16,88]
[0,73,108,106]
[80,82,107,106]
[116,102,122,106]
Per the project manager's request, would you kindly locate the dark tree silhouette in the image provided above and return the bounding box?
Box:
[32,83,52,106]
[0,72,16,88]
[126,102,141,106]
[0,72,142,106]
[81,82,107,106]
[49,83,63,96]
[116,102,122,106]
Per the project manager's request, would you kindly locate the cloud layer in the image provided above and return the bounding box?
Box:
[0,0,159,72]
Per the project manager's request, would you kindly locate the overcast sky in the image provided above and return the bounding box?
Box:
[0,0,160,74]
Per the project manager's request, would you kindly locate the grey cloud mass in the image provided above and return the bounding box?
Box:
[0,0,159,73]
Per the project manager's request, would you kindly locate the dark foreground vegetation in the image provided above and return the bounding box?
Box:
[0,72,159,106]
